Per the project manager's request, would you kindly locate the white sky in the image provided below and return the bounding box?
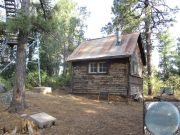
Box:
[73,0,113,39]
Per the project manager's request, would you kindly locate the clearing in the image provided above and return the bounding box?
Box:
[0,91,143,135]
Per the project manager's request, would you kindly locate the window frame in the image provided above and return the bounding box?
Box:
[88,62,98,73]
[88,62,108,74]
[98,62,107,73]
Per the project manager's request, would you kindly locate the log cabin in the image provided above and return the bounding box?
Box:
[67,32,146,96]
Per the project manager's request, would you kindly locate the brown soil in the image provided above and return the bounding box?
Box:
[0,90,143,135]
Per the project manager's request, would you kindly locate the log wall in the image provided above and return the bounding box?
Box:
[129,76,143,95]
[72,59,129,95]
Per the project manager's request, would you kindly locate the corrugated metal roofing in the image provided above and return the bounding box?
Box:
[67,32,143,62]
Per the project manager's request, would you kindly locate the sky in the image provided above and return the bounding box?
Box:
[73,0,113,39]
[0,0,179,67]
[74,0,180,68]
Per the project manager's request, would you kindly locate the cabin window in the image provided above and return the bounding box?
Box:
[89,63,97,73]
[98,62,107,73]
[89,62,107,73]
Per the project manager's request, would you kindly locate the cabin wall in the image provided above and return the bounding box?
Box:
[71,58,129,95]
[129,76,143,95]
[129,43,144,95]
[130,43,143,77]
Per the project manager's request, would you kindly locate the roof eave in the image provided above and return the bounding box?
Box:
[138,33,146,66]
[66,55,131,62]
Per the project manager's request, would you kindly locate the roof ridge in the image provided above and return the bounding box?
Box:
[86,35,114,41]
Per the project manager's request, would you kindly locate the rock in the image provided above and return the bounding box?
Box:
[0,84,6,93]
[30,112,56,128]
[33,87,52,94]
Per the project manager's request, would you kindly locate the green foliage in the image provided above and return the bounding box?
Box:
[0,66,15,80]
[144,67,180,96]
[0,0,88,91]
[102,0,141,34]
[2,4,57,34]
[0,21,6,32]
[0,66,15,90]
[169,38,180,75]
[144,67,163,95]
[26,70,47,89]
[40,0,88,76]
[6,10,32,33]
[42,76,59,88]
[0,76,13,91]
[165,74,180,95]
[42,74,71,89]
[158,30,174,81]
[26,70,71,89]
[105,0,179,34]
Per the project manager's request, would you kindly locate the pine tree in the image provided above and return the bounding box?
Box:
[158,30,174,81]
[8,0,30,112]
[170,38,180,75]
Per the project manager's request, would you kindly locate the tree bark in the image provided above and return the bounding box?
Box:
[8,0,30,113]
[144,0,153,95]
[8,32,28,112]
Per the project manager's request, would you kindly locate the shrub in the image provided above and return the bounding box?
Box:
[26,70,47,89]
[0,76,13,90]
[42,74,71,89]
[165,74,180,95]
[42,76,59,89]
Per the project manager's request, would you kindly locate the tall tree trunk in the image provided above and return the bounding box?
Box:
[62,44,67,76]
[145,0,153,95]
[8,32,28,112]
[8,0,30,113]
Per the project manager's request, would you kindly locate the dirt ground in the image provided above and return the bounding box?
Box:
[0,91,143,135]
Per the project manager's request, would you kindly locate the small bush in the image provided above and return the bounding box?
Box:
[0,76,13,90]
[165,74,180,95]
[26,70,48,89]
[43,76,59,89]
[59,74,71,87]
[42,74,71,89]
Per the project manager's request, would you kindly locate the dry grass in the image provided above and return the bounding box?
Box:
[0,90,143,135]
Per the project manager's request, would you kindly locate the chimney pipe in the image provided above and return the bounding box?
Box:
[116,28,121,46]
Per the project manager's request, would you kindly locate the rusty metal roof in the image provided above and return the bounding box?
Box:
[67,32,146,65]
